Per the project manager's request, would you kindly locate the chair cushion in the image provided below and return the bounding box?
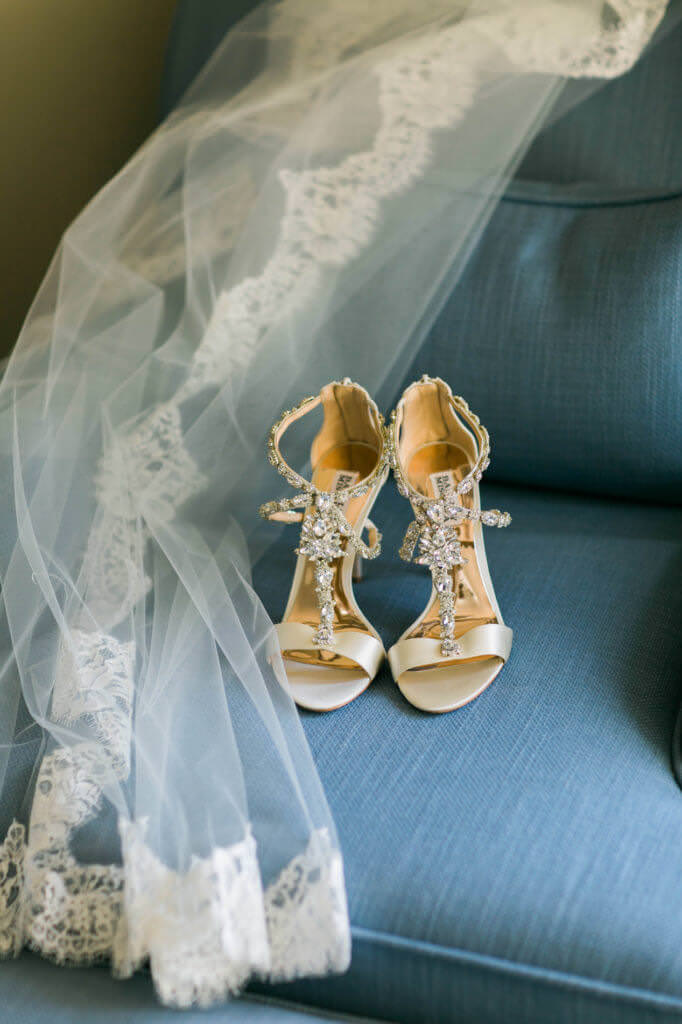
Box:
[517,14,682,191]
[3,484,680,1024]
[403,187,682,502]
[253,481,682,1024]
[161,2,682,502]
[399,6,682,501]
[1,954,385,1024]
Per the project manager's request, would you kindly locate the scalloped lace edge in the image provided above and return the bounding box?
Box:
[0,800,349,1008]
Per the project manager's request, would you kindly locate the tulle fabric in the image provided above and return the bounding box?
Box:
[0,0,670,1008]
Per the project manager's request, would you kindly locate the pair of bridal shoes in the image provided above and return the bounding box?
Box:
[259,376,512,714]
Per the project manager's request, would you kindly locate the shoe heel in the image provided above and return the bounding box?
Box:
[352,551,364,583]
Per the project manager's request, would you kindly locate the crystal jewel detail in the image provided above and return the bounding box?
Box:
[260,384,387,650]
[297,495,346,648]
[294,492,382,649]
[260,479,385,649]
[398,497,510,657]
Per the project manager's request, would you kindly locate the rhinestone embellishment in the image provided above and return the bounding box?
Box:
[399,497,510,657]
[297,494,346,648]
[298,495,344,561]
[390,376,510,658]
[260,381,387,650]
[278,490,383,649]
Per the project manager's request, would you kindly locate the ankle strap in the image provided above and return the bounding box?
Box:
[264,379,389,504]
[259,378,388,553]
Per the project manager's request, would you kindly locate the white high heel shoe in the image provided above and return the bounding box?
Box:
[387,376,512,713]
[260,379,388,712]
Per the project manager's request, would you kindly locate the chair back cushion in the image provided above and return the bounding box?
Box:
[162,2,682,501]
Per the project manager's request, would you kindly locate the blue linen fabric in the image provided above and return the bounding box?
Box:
[403,190,682,501]
[1,953,385,1024]
[252,481,682,1024]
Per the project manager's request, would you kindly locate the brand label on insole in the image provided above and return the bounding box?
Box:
[331,469,359,492]
[429,470,456,499]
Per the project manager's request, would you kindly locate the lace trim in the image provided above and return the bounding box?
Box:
[0,823,25,959]
[265,827,350,983]
[52,630,135,778]
[83,403,207,629]
[114,823,349,1008]
[273,0,666,79]
[24,746,124,965]
[79,513,151,632]
[1,607,350,998]
[95,404,207,523]
[478,0,667,78]
[115,821,269,1008]
[185,35,477,391]
[1,731,349,1003]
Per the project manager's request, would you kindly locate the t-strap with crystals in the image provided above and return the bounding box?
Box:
[259,382,388,707]
[259,488,382,649]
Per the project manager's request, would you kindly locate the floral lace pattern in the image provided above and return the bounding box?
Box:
[273,0,666,79]
[186,29,476,391]
[0,623,350,1003]
[2,740,349,1003]
[265,827,350,982]
[115,822,269,1008]
[24,746,124,966]
[52,630,135,777]
[79,513,152,632]
[95,404,207,524]
[81,403,208,630]
[479,0,667,77]
[0,823,25,959]
[115,823,349,1007]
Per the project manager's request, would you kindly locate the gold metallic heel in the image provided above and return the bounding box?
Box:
[352,552,364,584]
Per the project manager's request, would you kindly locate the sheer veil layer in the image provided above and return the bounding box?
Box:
[0,0,670,1007]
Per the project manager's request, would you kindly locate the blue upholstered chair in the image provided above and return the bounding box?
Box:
[4,4,681,1022]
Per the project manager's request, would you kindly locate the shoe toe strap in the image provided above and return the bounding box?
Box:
[388,623,512,680]
[274,622,385,680]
